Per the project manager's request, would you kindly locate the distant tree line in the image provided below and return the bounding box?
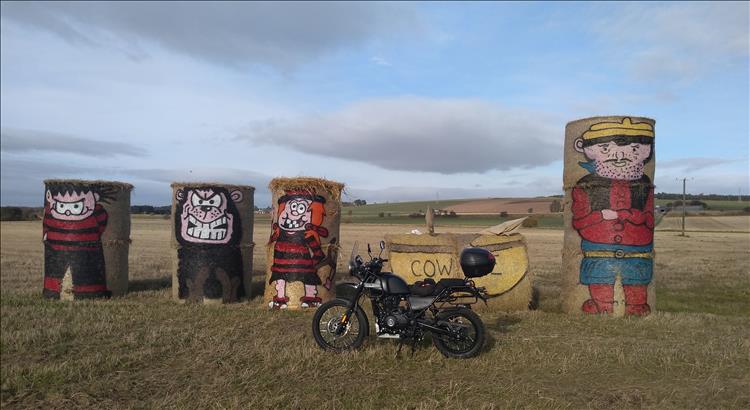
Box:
[130,205,171,215]
[0,207,43,221]
[342,199,367,207]
[655,193,745,201]
[664,200,707,209]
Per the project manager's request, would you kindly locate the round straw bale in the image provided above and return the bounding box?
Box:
[265,177,344,310]
[170,182,254,304]
[562,116,656,316]
[386,232,533,311]
[42,179,133,299]
[469,233,532,311]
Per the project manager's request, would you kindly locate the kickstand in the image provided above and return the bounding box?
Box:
[395,339,404,359]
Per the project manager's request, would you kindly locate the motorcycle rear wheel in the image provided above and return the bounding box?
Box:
[432,308,486,358]
[312,299,368,352]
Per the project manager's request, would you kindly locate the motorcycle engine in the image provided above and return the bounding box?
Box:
[377,296,410,331]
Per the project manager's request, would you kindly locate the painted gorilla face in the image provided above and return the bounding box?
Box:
[46,190,99,221]
[176,188,243,244]
[278,198,312,232]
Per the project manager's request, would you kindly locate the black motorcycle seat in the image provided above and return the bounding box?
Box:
[408,296,435,311]
[409,278,466,296]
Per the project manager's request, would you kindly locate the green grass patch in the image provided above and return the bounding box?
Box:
[658,282,750,316]
[2,293,749,408]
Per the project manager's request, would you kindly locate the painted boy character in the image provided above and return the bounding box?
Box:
[43,183,113,299]
[268,191,334,309]
[572,118,655,316]
[175,187,244,302]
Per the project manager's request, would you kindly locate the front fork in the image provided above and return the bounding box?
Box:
[335,283,365,335]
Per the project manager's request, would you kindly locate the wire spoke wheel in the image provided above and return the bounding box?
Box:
[318,306,360,349]
[432,308,485,358]
[312,299,368,352]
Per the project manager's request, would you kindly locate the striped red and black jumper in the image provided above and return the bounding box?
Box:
[43,204,111,299]
[269,229,324,286]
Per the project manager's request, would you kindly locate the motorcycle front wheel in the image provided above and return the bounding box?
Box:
[312,299,368,352]
[432,308,486,358]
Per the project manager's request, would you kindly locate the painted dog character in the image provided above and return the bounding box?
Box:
[572,118,655,316]
[175,187,244,302]
[43,182,114,299]
[268,190,334,309]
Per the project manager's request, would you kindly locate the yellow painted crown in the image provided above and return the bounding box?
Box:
[582,117,654,140]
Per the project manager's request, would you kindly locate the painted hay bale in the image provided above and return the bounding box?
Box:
[385,233,476,282]
[42,179,133,299]
[469,233,532,311]
[386,232,532,311]
[170,182,254,304]
[562,116,656,316]
[265,177,344,310]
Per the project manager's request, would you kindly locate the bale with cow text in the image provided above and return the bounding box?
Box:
[386,232,532,311]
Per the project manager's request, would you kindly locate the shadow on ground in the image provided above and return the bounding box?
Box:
[128,277,171,293]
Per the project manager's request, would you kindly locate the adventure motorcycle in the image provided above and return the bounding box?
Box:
[312,241,495,358]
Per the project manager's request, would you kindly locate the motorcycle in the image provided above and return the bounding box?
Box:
[311,241,495,358]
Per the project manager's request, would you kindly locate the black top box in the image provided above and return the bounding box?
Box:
[460,247,496,278]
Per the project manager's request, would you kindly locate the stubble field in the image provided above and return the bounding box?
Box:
[1,216,749,409]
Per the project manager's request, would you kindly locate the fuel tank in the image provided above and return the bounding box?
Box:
[364,272,410,295]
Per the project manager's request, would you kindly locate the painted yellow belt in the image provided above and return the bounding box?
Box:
[583,250,653,259]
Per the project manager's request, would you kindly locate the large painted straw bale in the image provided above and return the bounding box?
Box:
[562,116,656,316]
[42,179,132,299]
[170,182,254,303]
[265,177,344,310]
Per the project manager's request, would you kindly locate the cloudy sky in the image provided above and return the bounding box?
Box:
[1,1,748,206]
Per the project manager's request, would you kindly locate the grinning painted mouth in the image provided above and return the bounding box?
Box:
[186,215,228,240]
[281,216,306,230]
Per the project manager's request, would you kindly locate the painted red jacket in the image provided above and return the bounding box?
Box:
[572,174,654,246]
[43,204,108,251]
[271,227,326,275]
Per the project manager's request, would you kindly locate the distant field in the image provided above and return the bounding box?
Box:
[444,197,557,214]
[343,197,558,215]
[655,198,750,211]
[658,215,750,232]
[2,218,749,408]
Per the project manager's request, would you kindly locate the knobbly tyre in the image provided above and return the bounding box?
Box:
[311,241,495,358]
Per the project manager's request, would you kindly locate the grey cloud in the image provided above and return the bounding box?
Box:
[1,2,417,69]
[659,157,743,172]
[592,3,748,83]
[242,97,562,174]
[0,157,119,206]
[125,168,271,190]
[0,157,274,206]
[655,172,749,195]
[123,168,274,206]
[346,184,562,204]
[1,128,146,157]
